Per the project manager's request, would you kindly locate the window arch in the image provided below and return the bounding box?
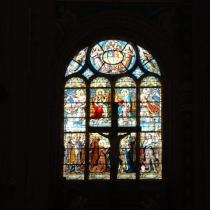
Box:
[63,40,162,180]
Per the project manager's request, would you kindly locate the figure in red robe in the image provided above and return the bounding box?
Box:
[91,89,107,119]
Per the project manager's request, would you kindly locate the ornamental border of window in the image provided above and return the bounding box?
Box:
[63,39,162,181]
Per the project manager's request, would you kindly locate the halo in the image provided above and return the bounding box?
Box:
[96,89,105,95]
[76,89,84,95]
[99,139,106,147]
[121,89,129,94]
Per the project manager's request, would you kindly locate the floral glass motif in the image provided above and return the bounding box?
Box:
[65,47,88,77]
[90,77,111,87]
[63,40,163,181]
[140,76,161,87]
[90,40,136,74]
[82,68,94,79]
[138,46,160,75]
[132,67,144,79]
[63,133,86,180]
[65,77,86,88]
[118,133,136,179]
[89,133,110,180]
[115,77,136,87]
[115,77,136,127]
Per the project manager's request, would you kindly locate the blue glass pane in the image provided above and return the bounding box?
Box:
[138,46,161,76]
[64,118,86,132]
[65,47,88,77]
[82,69,94,79]
[132,67,144,79]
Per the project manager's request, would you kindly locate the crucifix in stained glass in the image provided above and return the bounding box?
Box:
[63,39,162,181]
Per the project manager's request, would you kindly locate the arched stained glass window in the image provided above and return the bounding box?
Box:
[63,40,162,180]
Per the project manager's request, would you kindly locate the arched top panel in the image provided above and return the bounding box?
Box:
[90,40,136,74]
[115,77,136,87]
[65,47,88,77]
[65,77,86,88]
[140,76,161,87]
[137,46,160,76]
[90,77,111,87]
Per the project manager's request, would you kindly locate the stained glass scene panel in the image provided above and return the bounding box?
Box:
[115,88,136,127]
[89,133,110,180]
[65,47,88,77]
[63,133,86,180]
[138,46,160,75]
[118,133,136,179]
[90,40,136,74]
[90,88,111,127]
[139,132,162,179]
[140,87,161,131]
[64,89,86,117]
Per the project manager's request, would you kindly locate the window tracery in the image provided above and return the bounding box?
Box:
[63,40,162,180]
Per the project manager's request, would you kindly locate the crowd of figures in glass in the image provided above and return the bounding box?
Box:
[89,133,110,179]
[90,40,136,74]
[63,39,162,180]
[118,133,136,179]
[63,133,86,180]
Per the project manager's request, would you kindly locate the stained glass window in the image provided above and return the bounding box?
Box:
[63,39,162,181]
